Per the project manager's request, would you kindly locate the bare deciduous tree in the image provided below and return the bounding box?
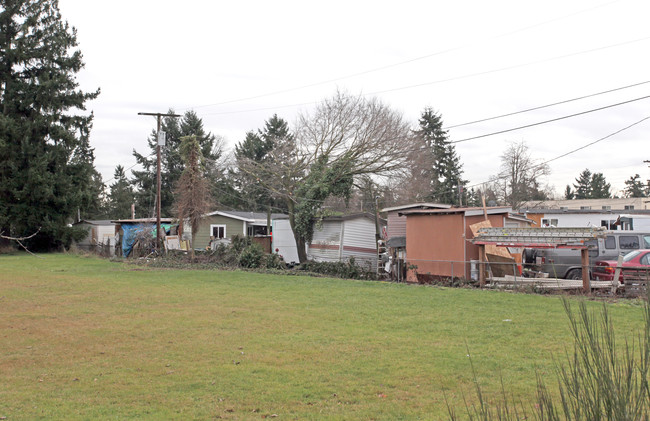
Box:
[489,141,551,209]
[238,91,415,262]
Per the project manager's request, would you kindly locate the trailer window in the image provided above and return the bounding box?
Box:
[619,235,640,250]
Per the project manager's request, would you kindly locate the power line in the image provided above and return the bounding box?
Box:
[195,36,650,118]
[450,95,650,144]
[102,154,155,185]
[444,80,650,129]
[462,114,650,192]
[179,1,621,112]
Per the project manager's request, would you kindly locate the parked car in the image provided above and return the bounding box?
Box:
[592,249,650,282]
[522,231,650,279]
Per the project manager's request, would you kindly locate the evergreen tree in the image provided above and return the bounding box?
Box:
[573,169,593,199]
[624,174,648,198]
[131,110,223,217]
[564,185,575,200]
[589,172,611,199]
[572,169,611,199]
[107,165,135,219]
[232,114,294,212]
[0,0,101,250]
[415,107,467,205]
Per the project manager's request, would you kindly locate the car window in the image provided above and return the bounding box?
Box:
[619,235,640,250]
[644,235,650,248]
[624,250,642,262]
[641,253,650,265]
[605,236,616,249]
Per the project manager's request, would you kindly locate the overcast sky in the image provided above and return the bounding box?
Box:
[58,0,650,198]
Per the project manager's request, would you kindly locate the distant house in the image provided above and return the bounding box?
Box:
[307,213,383,269]
[520,197,650,212]
[399,207,533,282]
[192,210,288,250]
[73,220,117,253]
[522,208,650,231]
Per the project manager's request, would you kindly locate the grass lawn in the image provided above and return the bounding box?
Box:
[0,253,646,420]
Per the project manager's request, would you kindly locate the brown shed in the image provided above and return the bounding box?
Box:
[400,207,520,282]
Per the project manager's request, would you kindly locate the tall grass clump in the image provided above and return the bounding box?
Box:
[451,294,650,420]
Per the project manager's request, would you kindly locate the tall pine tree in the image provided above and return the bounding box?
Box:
[232,114,294,212]
[0,0,101,250]
[107,165,135,219]
[572,169,611,199]
[573,169,593,199]
[414,108,467,205]
[624,174,648,198]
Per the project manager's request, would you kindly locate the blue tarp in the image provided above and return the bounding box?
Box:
[121,223,173,257]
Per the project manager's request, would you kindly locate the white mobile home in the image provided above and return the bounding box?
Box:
[307,213,383,269]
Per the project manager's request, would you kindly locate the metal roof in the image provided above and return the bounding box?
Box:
[471,227,606,249]
[399,206,512,216]
[381,202,452,213]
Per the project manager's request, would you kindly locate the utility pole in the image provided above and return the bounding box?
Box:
[138,112,181,252]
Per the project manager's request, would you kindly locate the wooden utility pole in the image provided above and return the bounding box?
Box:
[138,112,181,252]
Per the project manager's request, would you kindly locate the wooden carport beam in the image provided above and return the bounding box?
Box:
[478,244,487,287]
[581,248,591,293]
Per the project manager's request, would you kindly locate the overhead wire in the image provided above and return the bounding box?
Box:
[179,0,622,112]
[449,95,650,144]
[102,153,155,185]
[443,80,650,129]
[195,36,650,118]
[459,114,650,194]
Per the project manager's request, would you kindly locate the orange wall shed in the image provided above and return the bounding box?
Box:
[401,207,515,282]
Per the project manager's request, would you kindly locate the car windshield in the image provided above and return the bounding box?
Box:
[623,250,642,262]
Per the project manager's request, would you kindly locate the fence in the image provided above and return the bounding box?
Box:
[400,258,648,297]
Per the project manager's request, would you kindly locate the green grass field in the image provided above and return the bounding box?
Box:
[0,254,646,420]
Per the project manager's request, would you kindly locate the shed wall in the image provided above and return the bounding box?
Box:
[405,212,507,281]
[387,211,406,239]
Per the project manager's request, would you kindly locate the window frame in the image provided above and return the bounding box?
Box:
[210,224,227,239]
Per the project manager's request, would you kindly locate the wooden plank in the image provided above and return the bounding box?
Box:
[486,253,517,277]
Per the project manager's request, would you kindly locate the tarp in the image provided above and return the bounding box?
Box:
[121,223,173,257]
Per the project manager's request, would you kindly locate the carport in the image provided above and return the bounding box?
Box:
[471,227,607,293]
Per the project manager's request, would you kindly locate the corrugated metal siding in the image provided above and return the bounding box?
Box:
[308,221,342,262]
[387,211,406,239]
[341,218,377,268]
[195,215,245,248]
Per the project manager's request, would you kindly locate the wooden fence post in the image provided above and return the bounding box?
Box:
[581,248,590,293]
[479,245,487,287]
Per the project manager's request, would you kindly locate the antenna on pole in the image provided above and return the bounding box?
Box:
[138,112,181,253]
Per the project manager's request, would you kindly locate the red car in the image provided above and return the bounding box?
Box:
[593,249,650,282]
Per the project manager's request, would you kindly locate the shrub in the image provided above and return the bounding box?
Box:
[299,257,375,280]
[451,294,650,420]
[239,243,264,269]
[263,253,286,270]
